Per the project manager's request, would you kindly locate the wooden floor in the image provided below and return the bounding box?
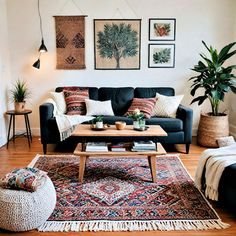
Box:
[0,137,236,235]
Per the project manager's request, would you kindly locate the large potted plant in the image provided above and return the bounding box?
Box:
[189,41,236,147]
[10,79,31,112]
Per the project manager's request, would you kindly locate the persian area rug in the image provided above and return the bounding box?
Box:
[29,155,229,232]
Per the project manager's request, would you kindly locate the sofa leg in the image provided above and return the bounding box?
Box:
[43,143,47,154]
[186,144,190,154]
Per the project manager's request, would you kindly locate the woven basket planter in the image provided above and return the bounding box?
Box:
[197,113,229,147]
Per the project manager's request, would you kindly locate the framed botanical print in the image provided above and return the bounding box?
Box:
[94,19,141,70]
[148,44,175,68]
[149,18,176,41]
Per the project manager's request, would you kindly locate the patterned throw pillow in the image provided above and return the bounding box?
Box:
[152,93,183,118]
[64,88,89,115]
[125,97,157,119]
[0,167,47,192]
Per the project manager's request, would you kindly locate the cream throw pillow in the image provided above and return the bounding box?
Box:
[49,92,66,114]
[85,99,114,116]
[152,93,184,118]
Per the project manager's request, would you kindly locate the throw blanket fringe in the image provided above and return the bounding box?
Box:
[195,144,236,201]
[55,114,94,141]
[38,219,229,232]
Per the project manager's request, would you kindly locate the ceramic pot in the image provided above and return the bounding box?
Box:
[96,121,103,129]
[14,102,25,112]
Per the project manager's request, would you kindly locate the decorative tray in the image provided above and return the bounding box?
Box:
[90,124,109,131]
[133,126,149,131]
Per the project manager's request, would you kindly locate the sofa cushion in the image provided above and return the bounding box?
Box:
[134,87,175,98]
[146,117,183,132]
[102,116,133,125]
[64,89,89,115]
[98,87,134,116]
[125,97,157,119]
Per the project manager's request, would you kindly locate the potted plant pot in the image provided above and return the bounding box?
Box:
[14,102,26,113]
[96,121,103,129]
[197,113,229,147]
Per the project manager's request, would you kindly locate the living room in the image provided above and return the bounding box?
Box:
[0,0,236,234]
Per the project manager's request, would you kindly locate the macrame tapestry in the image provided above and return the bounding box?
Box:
[54,16,86,69]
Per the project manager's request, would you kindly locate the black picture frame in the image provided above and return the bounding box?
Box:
[94,19,141,70]
[149,18,176,41]
[148,44,175,68]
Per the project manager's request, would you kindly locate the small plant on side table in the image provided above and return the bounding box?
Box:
[10,79,31,112]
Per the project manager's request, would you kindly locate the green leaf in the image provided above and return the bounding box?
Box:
[202,41,211,52]
[190,84,201,96]
[190,95,207,105]
[230,85,236,93]
[218,42,236,63]
[219,49,236,64]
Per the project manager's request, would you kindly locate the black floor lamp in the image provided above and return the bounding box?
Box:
[33,0,47,69]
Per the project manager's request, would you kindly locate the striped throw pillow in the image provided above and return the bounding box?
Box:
[125,97,157,119]
[64,88,89,115]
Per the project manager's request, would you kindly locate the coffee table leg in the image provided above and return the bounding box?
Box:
[148,155,157,183]
[79,155,88,183]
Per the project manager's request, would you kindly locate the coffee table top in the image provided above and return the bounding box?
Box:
[72,124,167,137]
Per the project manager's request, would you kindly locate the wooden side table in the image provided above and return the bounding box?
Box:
[6,109,32,148]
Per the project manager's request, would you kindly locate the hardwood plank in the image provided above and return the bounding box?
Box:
[0,136,236,235]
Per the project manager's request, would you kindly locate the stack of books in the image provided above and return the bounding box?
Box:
[131,141,156,152]
[110,143,126,152]
[85,142,108,152]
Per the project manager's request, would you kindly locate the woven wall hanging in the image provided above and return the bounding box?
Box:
[54,16,86,69]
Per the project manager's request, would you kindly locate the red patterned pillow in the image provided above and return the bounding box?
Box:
[64,88,89,115]
[125,97,157,119]
[0,167,47,192]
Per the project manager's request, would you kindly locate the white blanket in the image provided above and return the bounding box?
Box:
[195,143,236,201]
[43,98,94,141]
[55,114,94,141]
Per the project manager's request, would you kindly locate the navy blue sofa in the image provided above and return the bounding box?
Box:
[39,87,193,154]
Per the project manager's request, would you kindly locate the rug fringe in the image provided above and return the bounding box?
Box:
[37,219,230,232]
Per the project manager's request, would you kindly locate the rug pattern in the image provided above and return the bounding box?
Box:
[33,155,220,224]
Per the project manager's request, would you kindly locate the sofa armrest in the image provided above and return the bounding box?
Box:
[39,103,55,144]
[176,104,193,143]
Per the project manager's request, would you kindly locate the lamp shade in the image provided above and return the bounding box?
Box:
[39,39,47,53]
[33,58,40,69]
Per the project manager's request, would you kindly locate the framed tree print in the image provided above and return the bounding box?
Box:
[149,18,176,41]
[94,19,141,70]
[148,44,175,68]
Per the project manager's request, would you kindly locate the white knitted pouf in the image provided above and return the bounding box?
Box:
[0,176,56,231]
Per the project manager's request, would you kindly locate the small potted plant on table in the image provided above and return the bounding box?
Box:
[128,109,145,129]
[189,41,236,147]
[93,115,104,129]
[10,79,31,112]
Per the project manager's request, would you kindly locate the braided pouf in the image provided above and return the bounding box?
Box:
[0,176,56,231]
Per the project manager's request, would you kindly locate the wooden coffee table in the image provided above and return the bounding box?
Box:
[73,125,167,183]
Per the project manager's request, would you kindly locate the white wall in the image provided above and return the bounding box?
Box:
[0,0,11,147]
[229,5,236,138]
[3,0,236,137]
